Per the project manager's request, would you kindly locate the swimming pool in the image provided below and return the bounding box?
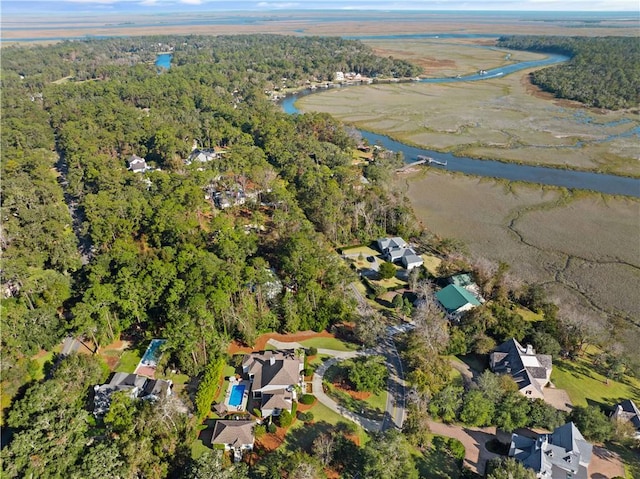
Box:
[229,384,246,407]
[141,339,166,367]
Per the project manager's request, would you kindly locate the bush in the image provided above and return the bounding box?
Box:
[267,423,277,434]
[297,411,314,422]
[307,346,318,357]
[253,407,262,418]
[299,394,316,405]
[446,438,466,461]
[277,410,293,428]
[254,425,266,438]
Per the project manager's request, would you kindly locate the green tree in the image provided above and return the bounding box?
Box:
[345,355,388,393]
[378,261,397,279]
[362,429,419,479]
[569,406,613,443]
[459,389,495,426]
[487,457,536,479]
[429,385,463,423]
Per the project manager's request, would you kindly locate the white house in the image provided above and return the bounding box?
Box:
[128,155,148,173]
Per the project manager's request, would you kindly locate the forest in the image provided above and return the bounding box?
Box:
[497,35,640,110]
[1,34,638,478]
[0,34,423,477]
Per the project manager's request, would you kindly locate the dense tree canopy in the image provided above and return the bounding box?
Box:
[498,35,639,110]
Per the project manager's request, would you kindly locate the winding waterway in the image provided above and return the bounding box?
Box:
[280,54,640,198]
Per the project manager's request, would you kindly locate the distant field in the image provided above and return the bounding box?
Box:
[402,170,640,337]
[296,40,639,177]
[2,11,636,42]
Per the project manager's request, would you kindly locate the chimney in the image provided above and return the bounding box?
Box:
[270,356,275,366]
[525,344,534,355]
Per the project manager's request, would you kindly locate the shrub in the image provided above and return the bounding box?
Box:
[299,394,316,405]
[253,408,262,418]
[303,368,314,377]
[446,438,466,461]
[277,410,293,428]
[254,425,266,438]
[267,423,277,433]
[307,346,318,356]
[297,411,314,422]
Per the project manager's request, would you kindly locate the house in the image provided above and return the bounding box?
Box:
[242,349,304,418]
[401,252,424,270]
[211,419,255,462]
[93,372,172,416]
[128,155,148,173]
[377,237,408,253]
[611,399,640,439]
[490,338,552,399]
[376,237,424,270]
[447,273,484,303]
[187,148,225,165]
[509,422,592,479]
[435,284,481,319]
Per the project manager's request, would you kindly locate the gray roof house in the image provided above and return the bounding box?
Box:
[242,349,303,418]
[93,372,172,416]
[490,338,552,400]
[376,237,423,270]
[611,399,640,439]
[211,419,255,462]
[128,154,148,173]
[509,422,592,479]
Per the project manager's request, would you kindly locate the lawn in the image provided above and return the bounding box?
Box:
[299,337,359,352]
[341,245,379,257]
[421,254,442,277]
[115,349,142,373]
[303,401,368,445]
[551,354,640,408]
[515,306,544,322]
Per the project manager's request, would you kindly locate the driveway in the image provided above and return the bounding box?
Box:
[427,421,500,475]
[589,445,625,479]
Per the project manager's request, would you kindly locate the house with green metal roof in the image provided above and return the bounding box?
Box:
[435,284,481,319]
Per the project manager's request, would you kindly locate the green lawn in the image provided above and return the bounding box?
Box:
[421,254,442,277]
[115,349,142,373]
[33,350,55,380]
[341,245,379,257]
[304,401,368,445]
[307,354,332,369]
[515,306,544,322]
[299,337,359,352]
[551,355,640,407]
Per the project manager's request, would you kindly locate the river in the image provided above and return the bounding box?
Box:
[280,54,640,198]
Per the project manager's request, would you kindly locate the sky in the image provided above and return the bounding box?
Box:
[3,0,638,13]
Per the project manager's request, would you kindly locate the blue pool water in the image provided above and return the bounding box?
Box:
[155,53,172,70]
[141,339,166,366]
[229,384,246,407]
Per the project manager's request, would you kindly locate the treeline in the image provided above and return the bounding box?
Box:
[497,35,640,110]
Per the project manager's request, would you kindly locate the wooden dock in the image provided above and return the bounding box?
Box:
[417,155,447,167]
[396,156,448,172]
